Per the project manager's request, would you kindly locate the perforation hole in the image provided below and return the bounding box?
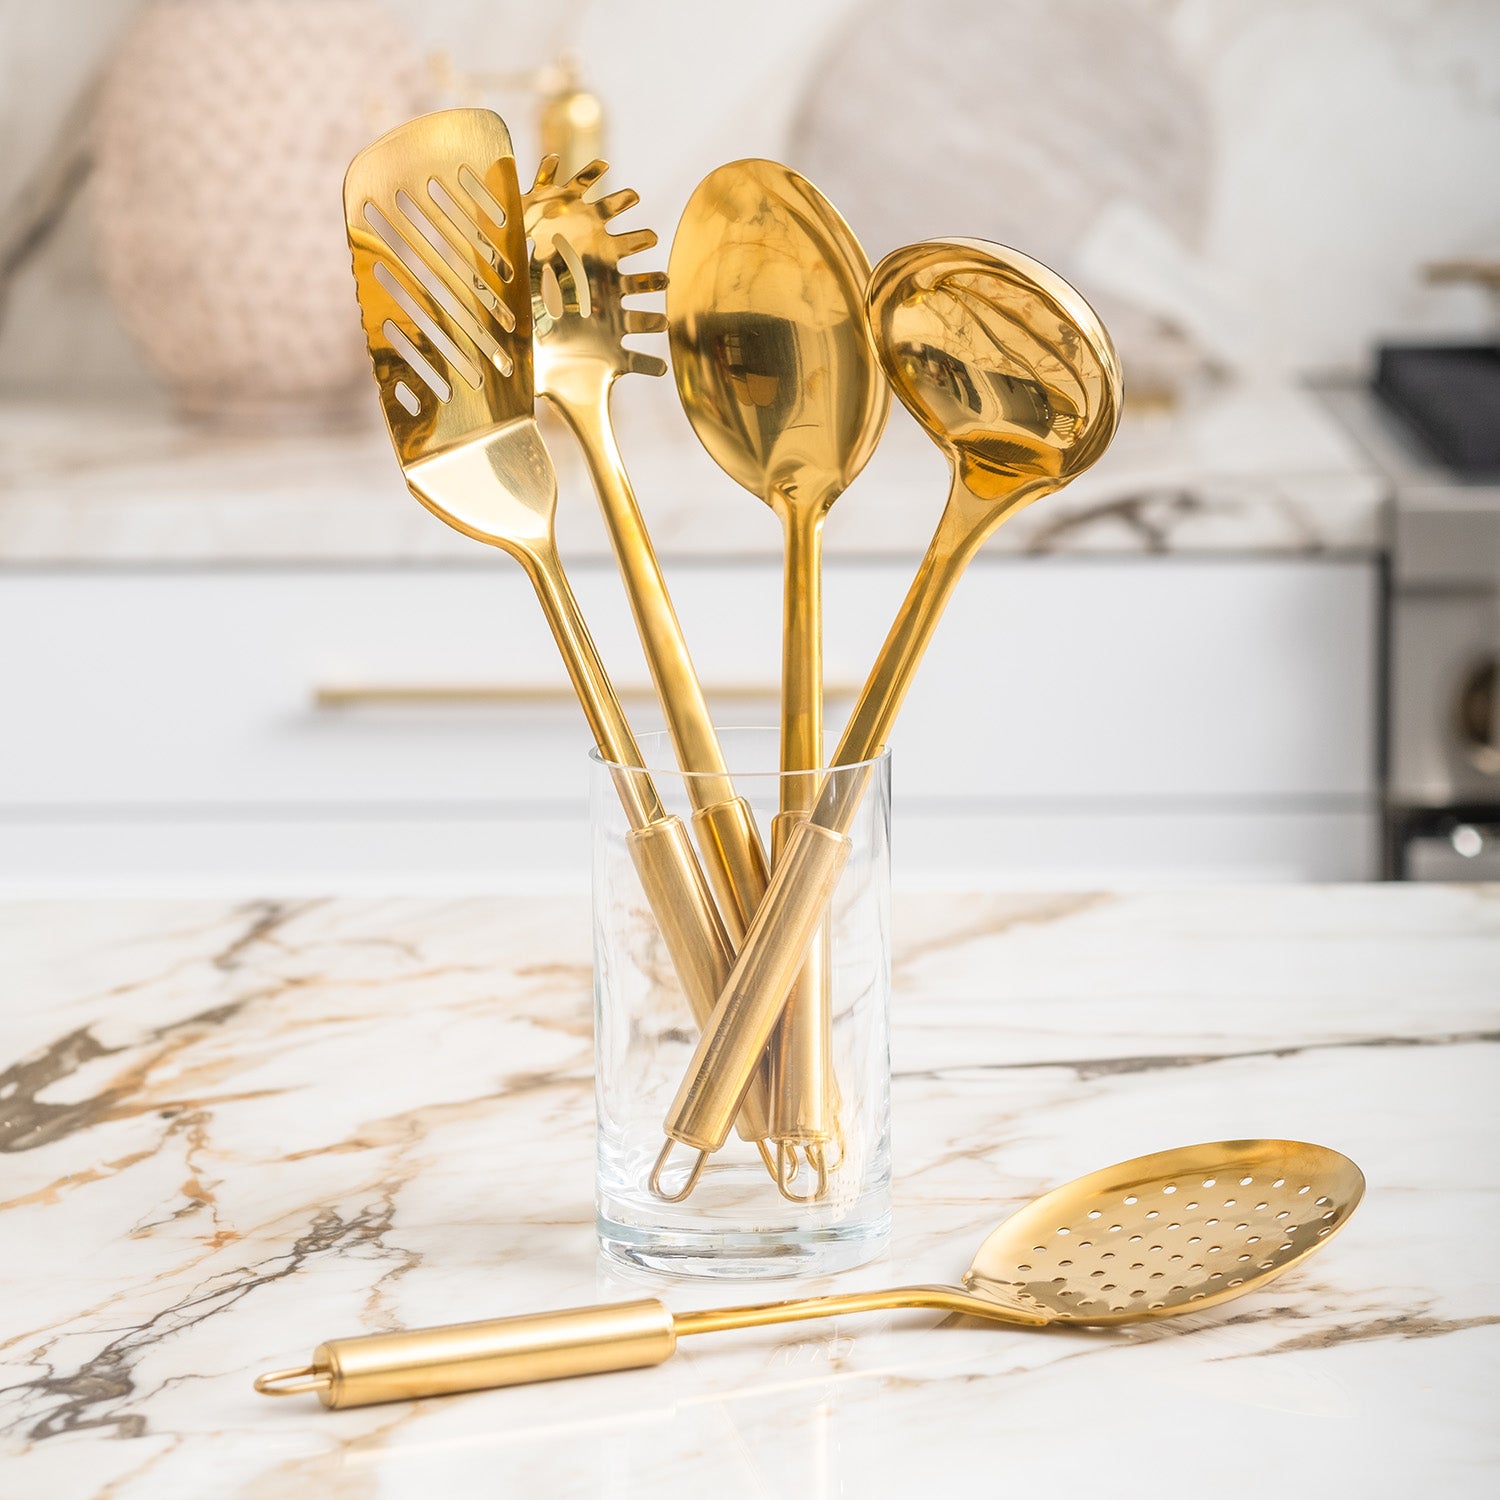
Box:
[1202,1178,1217,1187]
[1298,1185,1310,1195]
[1163,1185,1177,1195]
[1273,1179,1286,1188]
[1145,1210,1159,1220]
[1124,1196,1139,1205]
[1239,1176,1253,1186]
[1088,1210,1102,1220]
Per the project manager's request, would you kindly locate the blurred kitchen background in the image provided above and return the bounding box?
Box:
[2,0,1498,893]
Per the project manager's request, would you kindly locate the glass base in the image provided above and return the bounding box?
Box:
[597,1210,890,1279]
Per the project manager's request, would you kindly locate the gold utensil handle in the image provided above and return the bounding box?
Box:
[662,816,852,1152]
[256,1298,677,1409]
[254,1282,1045,1409]
[520,548,773,1149]
[656,511,971,1172]
[690,794,771,941]
[768,811,834,1159]
[626,815,773,1145]
[559,390,780,952]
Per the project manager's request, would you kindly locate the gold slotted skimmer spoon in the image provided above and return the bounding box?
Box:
[651,238,1123,1193]
[523,154,779,1172]
[255,1139,1364,1409]
[342,109,733,1029]
[666,160,889,1201]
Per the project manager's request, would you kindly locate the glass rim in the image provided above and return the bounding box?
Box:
[588,727,891,780]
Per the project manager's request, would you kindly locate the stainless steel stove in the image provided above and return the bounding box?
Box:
[1323,384,1500,879]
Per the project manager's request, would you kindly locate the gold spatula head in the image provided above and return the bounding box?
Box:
[344,109,550,552]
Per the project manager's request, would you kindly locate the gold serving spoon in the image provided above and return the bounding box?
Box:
[524,155,779,1170]
[343,109,733,1035]
[255,1139,1363,1408]
[652,239,1123,1192]
[667,160,889,1200]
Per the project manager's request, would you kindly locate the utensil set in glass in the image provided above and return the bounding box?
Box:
[342,108,1122,1206]
[250,106,1365,1412]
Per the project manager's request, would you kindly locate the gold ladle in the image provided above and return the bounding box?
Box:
[652,239,1123,1190]
[343,110,733,1043]
[255,1139,1363,1408]
[666,160,889,1199]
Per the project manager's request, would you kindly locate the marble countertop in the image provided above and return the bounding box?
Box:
[0,379,1386,565]
[1,885,1496,1497]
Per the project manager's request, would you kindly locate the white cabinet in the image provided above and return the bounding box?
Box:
[0,556,1379,889]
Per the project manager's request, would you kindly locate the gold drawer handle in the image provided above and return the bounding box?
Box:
[313,681,861,710]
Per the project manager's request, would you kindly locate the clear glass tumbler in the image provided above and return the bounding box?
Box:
[592,728,891,1278]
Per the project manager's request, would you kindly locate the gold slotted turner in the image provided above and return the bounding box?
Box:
[343,109,733,1028]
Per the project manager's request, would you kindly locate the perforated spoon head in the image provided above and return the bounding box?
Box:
[523,154,669,394]
[344,109,554,553]
[866,238,1121,525]
[961,1139,1365,1326]
[667,159,888,522]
